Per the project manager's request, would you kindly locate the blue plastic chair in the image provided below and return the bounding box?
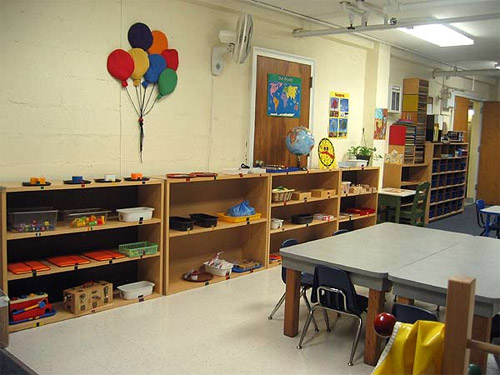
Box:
[296,265,368,366]
[391,303,438,324]
[268,239,319,331]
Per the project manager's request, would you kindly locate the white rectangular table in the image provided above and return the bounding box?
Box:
[279,223,472,365]
[378,188,416,223]
[389,236,500,372]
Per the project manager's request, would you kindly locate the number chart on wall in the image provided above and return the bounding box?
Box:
[328,91,349,139]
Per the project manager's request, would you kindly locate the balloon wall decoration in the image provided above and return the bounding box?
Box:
[106,23,180,162]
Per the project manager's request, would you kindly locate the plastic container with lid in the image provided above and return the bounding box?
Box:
[116,207,154,222]
[118,241,158,257]
[117,281,154,300]
[7,207,58,232]
[60,208,111,228]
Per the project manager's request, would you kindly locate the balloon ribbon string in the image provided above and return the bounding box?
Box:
[135,86,141,115]
[139,117,144,163]
[141,85,147,115]
[143,98,157,116]
[125,87,140,117]
[143,84,156,115]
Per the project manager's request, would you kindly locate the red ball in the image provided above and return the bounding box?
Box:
[374,313,396,337]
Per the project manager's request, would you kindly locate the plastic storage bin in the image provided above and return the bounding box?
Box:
[116,207,154,222]
[118,241,158,257]
[117,281,154,299]
[170,216,195,231]
[8,207,58,232]
[203,262,233,277]
[291,214,313,225]
[189,213,218,228]
[60,208,110,228]
[341,181,352,195]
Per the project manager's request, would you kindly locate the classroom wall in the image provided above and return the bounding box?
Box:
[389,52,498,127]
[0,0,376,180]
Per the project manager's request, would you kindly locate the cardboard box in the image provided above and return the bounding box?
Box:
[291,191,312,201]
[311,189,336,198]
[63,281,113,315]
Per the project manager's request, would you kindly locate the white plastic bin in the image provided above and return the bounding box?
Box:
[117,281,154,300]
[116,207,154,222]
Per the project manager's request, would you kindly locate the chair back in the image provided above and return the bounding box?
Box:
[311,265,360,314]
[475,199,486,228]
[410,181,430,214]
[280,239,298,283]
[391,303,438,324]
[333,229,349,236]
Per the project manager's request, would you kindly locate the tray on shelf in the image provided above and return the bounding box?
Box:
[216,212,262,223]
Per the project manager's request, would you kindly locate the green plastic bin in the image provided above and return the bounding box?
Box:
[118,241,158,257]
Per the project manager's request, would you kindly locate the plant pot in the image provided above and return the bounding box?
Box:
[356,155,371,164]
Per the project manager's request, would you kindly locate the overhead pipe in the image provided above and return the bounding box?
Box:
[384,0,498,13]
[433,69,500,78]
[239,0,499,84]
[292,13,500,37]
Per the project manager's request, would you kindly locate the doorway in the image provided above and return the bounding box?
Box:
[249,48,315,167]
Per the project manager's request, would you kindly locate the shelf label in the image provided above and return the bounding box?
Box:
[142,181,146,185]
[35,232,42,237]
[40,187,44,190]
[81,184,85,188]
[204,281,210,286]
[138,297,144,302]
[74,265,79,270]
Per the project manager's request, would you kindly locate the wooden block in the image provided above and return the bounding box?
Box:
[311,189,336,198]
[442,277,475,375]
[291,191,312,201]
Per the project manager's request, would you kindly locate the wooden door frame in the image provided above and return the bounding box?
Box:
[452,92,484,201]
[248,47,316,167]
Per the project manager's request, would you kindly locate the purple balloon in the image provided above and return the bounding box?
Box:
[128,23,153,50]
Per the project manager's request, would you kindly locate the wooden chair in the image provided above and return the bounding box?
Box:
[391,182,430,226]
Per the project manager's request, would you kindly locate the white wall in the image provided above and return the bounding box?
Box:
[0,0,376,180]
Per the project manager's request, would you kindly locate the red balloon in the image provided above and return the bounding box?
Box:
[374,313,396,337]
[161,49,179,71]
[107,49,134,87]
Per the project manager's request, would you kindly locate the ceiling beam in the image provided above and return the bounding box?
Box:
[292,13,500,38]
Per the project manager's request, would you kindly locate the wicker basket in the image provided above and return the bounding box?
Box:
[272,188,295,203]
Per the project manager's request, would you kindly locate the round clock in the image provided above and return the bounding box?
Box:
[318,138,335,169]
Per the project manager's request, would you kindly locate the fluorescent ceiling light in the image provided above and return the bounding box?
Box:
[399,24,474,47]
[495,62,500,70]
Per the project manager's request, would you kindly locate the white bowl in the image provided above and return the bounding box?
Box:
[271,218,284,229]
[204,262,233,276]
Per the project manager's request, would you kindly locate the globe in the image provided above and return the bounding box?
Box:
[286,126,315,157]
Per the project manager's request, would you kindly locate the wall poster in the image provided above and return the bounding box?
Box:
[328,91,349,138]
[267,74,302,117]
[374,108,388,140]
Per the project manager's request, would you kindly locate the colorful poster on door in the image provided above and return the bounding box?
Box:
[374,108,388,140]
[329,92,349,138]
[267,74,302,117]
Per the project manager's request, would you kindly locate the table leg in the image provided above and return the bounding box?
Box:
[395,198,401,224]
[470,315,492,374]
[284,268,301,337]
[484,214,491,237]
[397,296,414,305]
[364,289,385,365]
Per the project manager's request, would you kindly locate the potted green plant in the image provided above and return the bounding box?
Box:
[347,146,381,164]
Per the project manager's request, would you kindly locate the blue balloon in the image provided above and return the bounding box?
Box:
[142,54,167,88]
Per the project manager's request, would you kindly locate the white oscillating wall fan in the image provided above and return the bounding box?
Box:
[211,14,253,76]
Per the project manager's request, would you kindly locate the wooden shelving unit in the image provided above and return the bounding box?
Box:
[382,162,431,189]
[268,170,340,266]
[402,78,429,164]
[165,174,270,295]
[0,179,164,332]
[339,167,379,230]
[427,142,469,222]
